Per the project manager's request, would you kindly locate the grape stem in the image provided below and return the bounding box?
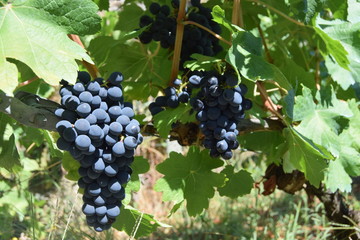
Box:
[232,0,243,28]
[18,76,39,87]
[169,0,188,86]
[68,34,100,79]
[256,82,284,120]
[183,21,232,46]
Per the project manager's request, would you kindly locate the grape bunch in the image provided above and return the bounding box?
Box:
[148,78,191,115]
[55,71,143,232]
[138,0,222,67]
[188,72,252,159]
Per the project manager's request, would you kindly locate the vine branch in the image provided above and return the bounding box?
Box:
[169,0,187,86]
[68,34,100,79]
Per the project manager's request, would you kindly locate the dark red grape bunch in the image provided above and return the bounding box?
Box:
[55,71,143,232]
[188,71,252,160]
[138,1,223,68]
[149,78,191,115]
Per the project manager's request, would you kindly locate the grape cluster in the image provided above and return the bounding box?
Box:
[148,78,191,115]
[139,0,222,67]
[55,71,143,232]
[189,72,252,159]
[149,70,252,160]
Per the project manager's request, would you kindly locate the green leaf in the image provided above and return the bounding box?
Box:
[218,165,253,198]
[22,0,101,35]
[281,127,331,187]
[302,0,327,23]
[155,147,226,216]
[325,159,352,193]
[0,134,21,171]
[115,2,144,32]
[42,131,62,157]
[112,204,170,238]
[238,131,285,164]
[226,31,292,90]
[313,17,351,77]
[0,61,17,95]
[211,5,234,33]
[327,0,347,20]
[93,0,109,11]
[0,1,94,91]
[184,54,222,71]
[61,152,80,181]
[153,104,196,138]
[319,19,360,89]
[292,86,352,157]
[347,0,360,23]
[345,100,360,150]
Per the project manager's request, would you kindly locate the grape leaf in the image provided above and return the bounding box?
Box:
[22,0,101,35]
[218,165,253,198]
[238,131,285,164]
[42,130,62,158]
[327,0,347,20]
[112,204,170,238]
[0,61,17,95]
[324,100,360,192]
[115,2,144,32]
[153,104,196,138]
[0,134,21,171]
[226,31,292,90]
[292,86,352,157]
[123,156,150,204]
[320,19,360,90]
[281,127,331,187]
[0,1,95,92]
[0,113,21,171]
[93,0,109,11]
[325,159,352,193]
[155,147,226,216]
[347,0,360,23]
[211,5,235,33]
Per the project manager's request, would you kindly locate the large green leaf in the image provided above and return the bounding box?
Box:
[238,131,285,164]
[155,147,226,216]
[22,0,101,35]
[112,205,170,238]
[313,18,360,90]
[153,104,196,138]
[217,165,253,198]
[324,100,360,192]
[0,0,96,92]
[347,0,360,23]
[292,86,352,157]
[281,127,331,187]
[226,31,292,90]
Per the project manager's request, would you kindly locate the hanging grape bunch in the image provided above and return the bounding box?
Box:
[149,70,252,160]
[55,71,143,232]
[139,0,223,68]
